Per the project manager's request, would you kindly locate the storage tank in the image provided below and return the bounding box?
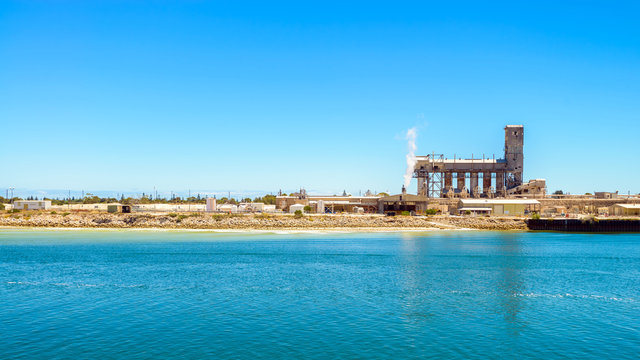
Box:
[206,198,217,212]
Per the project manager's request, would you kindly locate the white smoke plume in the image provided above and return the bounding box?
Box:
[403,127,418,188]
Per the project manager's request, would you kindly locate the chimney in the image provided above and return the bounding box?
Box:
[401,185,407,195]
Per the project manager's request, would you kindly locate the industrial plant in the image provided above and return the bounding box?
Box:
[270,125,638,217]
[2,125,639,218]
[413,125,545,199]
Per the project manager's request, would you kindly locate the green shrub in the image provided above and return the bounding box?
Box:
[294,210,303,218]
[62,212,70,217]
[464,210,471,215]
[303,205,312,213]
[425,208,438,215]
[9,209,21,214]
[177,214,188,221]
[50,211,57,215]
[401,211,411,216]
[168,213,178,218]
[531,212,541,220]
[0,204,4,210]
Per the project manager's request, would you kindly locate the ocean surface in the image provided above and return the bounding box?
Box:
[0,229,638,359]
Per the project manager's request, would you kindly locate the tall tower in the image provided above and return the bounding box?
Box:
[504,125,524,189]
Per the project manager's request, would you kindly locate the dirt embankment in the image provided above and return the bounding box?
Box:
[0,211,528,231]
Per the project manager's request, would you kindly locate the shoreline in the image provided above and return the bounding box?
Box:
[0,212,528,231]
[0,225,480,234]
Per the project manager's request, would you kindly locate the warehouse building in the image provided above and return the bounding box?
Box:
[458,199,540,216]
[12,200,51,211]
[377,186,429,215]
[276,190,380,213]
[609,204,640,216]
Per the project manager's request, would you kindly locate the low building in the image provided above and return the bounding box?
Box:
[107,204,131,213]
[595,191,618,199]
[217,204,238,213]
[239,202,266,212]
[378,188,429,215]
[458,199,540,216]
[13,200,51,211]
[276,193,381,213]
[609,204,640,216]
[289,204,305,213]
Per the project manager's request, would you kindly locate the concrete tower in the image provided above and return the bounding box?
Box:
[504,125,524,188]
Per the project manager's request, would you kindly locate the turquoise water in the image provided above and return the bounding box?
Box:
[1,229,638,359]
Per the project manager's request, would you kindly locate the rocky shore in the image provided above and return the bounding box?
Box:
[0,211,528,231]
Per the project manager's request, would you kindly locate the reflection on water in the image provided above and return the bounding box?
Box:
[399,232,432,327]
[495,232,526,336]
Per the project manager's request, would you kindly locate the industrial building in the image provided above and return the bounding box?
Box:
[413,125,545,198]
[595,192,618,199]
[378,186,429,215]
[276,190,380,213]
[609,204,640,216]
[107,204,132,213]
[12,200,51,210]
[458,199,540,216]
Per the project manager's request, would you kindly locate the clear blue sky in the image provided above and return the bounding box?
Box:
[1,1,639,199]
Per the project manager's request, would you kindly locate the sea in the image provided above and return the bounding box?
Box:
[0,228,638,359]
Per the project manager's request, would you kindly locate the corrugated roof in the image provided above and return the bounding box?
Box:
[460,199,540,205]
[459,207,492,211]
[613,204,640,209]
[379,194,429,202]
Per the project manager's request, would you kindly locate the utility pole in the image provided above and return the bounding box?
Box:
[9,187,14,203]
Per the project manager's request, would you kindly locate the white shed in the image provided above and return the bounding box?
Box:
[289,204,305,213]
[13,200,51,210]
[217,204,238,213]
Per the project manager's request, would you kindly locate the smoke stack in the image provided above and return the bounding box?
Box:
[402,185,407,195]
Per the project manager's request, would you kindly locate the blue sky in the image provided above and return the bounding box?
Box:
[1,1,639,199]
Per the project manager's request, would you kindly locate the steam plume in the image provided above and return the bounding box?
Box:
[403,127,417,188]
